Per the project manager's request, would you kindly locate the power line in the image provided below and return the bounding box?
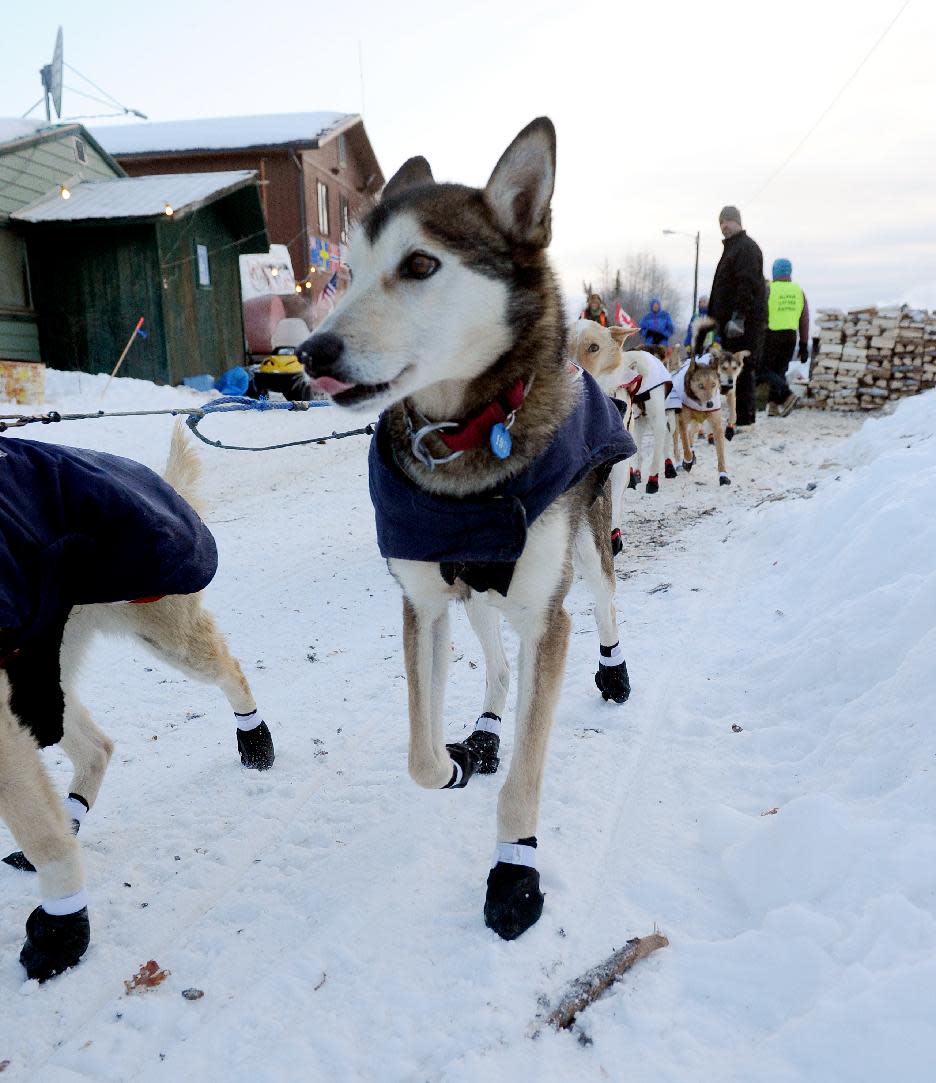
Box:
[749,0,912,203]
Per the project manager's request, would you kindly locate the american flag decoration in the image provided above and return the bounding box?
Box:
[322,271,338,303]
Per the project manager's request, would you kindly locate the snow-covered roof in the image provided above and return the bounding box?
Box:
[92,112,357,156]
[12,170,257,223]
[0,117,59,149]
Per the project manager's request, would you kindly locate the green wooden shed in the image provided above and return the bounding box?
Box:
[0,119,124,364]
[12,170,268,384]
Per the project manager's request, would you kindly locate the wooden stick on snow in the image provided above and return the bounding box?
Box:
[544,931,669,1031]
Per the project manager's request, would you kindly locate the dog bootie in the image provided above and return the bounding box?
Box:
[664,459,677,479]
[595,643,630,703]
[20,905,90,982]
[719,473,731,487]
[682,452,696,473]
[464,713,501,775]
[484,839,544,941]
[707,433,715,445]
[645,475,660,495]
[610,527,623,556]
[627,468,641,490]
[442,741,477,788]
[725,425,735,441]
[236,719,275,770]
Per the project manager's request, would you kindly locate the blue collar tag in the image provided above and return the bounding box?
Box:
[489,422,512,460]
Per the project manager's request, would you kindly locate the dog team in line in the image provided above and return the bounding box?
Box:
[0,116,805,983]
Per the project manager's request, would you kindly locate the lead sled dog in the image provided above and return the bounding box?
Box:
[299,118,636,940]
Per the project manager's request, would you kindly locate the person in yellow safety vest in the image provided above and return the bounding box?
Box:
[764,258,810,417]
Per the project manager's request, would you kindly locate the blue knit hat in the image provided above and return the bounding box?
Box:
[772,258,792,279]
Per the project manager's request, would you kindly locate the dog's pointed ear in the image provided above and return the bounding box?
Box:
[609,326,630,347]
[383,156,434,201]
[484,117,556,248]
[734,350,751,363]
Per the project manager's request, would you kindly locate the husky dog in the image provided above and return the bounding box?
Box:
[569,319,673,498]
[298,118,636,940]
[666,353,732,485]
[0,424,273,981]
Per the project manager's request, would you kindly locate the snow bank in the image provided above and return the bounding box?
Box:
[0,383,933,1081]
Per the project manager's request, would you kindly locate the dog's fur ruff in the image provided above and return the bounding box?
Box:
[0,424,263,974]
[298,118,629,939]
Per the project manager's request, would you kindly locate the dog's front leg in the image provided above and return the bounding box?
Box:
[645,389,667,493]
[725,389,737,440]
[0,673,90,981]
[712,416,731,486]
[461,594,508,774]
[484,601,571,940]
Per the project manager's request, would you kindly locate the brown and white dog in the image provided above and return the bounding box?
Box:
[666,354,732,485]
[298,118,635,941]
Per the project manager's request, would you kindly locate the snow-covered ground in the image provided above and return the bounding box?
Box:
[1,372,934,1082]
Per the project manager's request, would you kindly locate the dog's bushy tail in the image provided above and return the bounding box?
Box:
[163,420,204,514]
[691,315,717,358]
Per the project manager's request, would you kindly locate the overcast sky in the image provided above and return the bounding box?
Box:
[5,0,934,325]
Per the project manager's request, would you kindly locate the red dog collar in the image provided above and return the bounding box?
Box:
[435,379,527,453]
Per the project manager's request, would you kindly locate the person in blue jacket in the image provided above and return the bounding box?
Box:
[639,298,674,348]
[683,294,710,346]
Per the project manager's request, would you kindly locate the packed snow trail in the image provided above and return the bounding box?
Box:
[0,372,933,1082]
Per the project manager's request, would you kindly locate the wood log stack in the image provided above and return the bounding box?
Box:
[805,305,936,410]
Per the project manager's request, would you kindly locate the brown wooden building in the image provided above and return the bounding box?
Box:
[93,113,384,302]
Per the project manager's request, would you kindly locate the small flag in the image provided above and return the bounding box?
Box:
[322,272,338,303]
[614,303,638,331]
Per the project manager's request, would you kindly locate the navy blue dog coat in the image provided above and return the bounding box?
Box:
[368,370,636,594]
[0,437,218,746]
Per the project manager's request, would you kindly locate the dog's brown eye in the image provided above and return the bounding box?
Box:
[399,252,440,280]
[588,343,599,353]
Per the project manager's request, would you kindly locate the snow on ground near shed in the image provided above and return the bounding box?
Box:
[0,374,934,1081]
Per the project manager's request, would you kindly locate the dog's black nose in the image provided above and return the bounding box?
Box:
[297,332,344,375]
[706,400,714,409]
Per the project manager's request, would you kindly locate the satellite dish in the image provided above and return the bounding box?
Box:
[40,27,64,120]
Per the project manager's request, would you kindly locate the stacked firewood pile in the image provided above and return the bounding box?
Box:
[805,305,936,410]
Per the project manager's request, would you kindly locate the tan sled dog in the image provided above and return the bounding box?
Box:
[670,355,732,485]
[298,118,636,941]
[0,424,273,981]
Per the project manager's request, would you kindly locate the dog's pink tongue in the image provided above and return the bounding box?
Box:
[308,375,355,395]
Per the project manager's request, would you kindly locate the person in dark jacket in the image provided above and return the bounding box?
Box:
[580,293,609,327]
[683,294,710,346]
[707,206,768,426]
[639,298,674,347]
[0,436,218,982]
[764,257,809,416]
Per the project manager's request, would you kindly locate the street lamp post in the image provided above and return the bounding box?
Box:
[663,228,700,319]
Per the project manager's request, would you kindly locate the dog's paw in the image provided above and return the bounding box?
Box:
[725,425,735,441]
[719,474,731,486]
[627,469,641,490]
[463,729,500,775]
[442,742,477,788]
[595,661,631,703]
[645,476,659,495]
[610,527,623,556]
[664,459,677,480]
[707,433,715,445]
[682,453,696,473]
[237,721,275,771]
[20,906,90,982]
[484,862,544,941]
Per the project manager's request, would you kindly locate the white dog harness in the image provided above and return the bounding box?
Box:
[666,356,721,413]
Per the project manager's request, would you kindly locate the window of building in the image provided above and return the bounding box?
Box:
[317,180,330,237]
[74,138,86,164]
[338,134,347,169]
[339,195,351,245]
[0,230,33,309]
[195,243,211,287]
